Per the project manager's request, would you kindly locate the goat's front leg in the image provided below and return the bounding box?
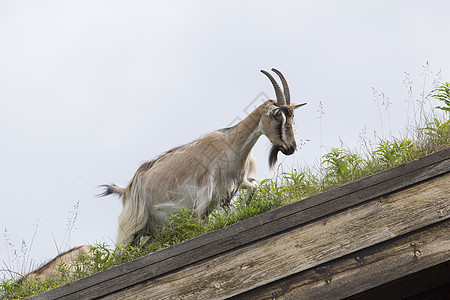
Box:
[242,153,259,204]
[242,177,259,205]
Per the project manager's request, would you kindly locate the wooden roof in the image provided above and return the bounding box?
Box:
[33,147,450,299]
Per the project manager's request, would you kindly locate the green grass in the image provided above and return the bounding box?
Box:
[1,82,449,299]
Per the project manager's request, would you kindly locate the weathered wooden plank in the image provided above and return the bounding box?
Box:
[32,148,450,299]
[348,261,450,300]
[233,220,450,300]
[103,173,450,299]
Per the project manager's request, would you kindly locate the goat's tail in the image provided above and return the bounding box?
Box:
[97,183,126,198]
[97,179,150,246]
[105,177,150,246]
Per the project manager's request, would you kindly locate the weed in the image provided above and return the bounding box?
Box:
[1,203,81,299]
[374,139,415,168]
[430,82,450,114]
[322,148,363,185]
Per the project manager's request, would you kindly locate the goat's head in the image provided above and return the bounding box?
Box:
[260,68,306,169]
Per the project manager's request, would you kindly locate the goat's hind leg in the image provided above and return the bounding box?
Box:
[116,200,148,246]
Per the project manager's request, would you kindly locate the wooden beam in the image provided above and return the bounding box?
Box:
[233,220,450,299]
[348,261,450,300]
[103,173,450,299]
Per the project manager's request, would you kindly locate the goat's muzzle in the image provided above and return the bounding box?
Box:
[280,142,297,155]
[269,142,297,169]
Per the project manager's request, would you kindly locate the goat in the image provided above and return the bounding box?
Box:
[100,68,306,246]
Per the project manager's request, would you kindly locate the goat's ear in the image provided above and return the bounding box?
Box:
[266,106,280,116]
[292,102,307,110]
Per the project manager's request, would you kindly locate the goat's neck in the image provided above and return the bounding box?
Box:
[226,101,268,160]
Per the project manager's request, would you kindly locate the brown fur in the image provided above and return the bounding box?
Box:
[17,245,90,284]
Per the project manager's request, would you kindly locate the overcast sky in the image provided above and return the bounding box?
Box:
[1,1,449,276]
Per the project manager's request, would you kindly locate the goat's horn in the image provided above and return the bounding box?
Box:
[271,68,291,106]
[261,70,286,106]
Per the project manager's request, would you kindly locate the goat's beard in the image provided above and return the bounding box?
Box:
[269,145,280,170]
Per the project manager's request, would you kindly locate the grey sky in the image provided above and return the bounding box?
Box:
[1,1,449,275]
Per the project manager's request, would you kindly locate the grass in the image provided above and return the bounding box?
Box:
[1,81,449,299]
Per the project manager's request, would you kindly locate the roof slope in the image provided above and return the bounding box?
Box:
[33,147,450,299]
